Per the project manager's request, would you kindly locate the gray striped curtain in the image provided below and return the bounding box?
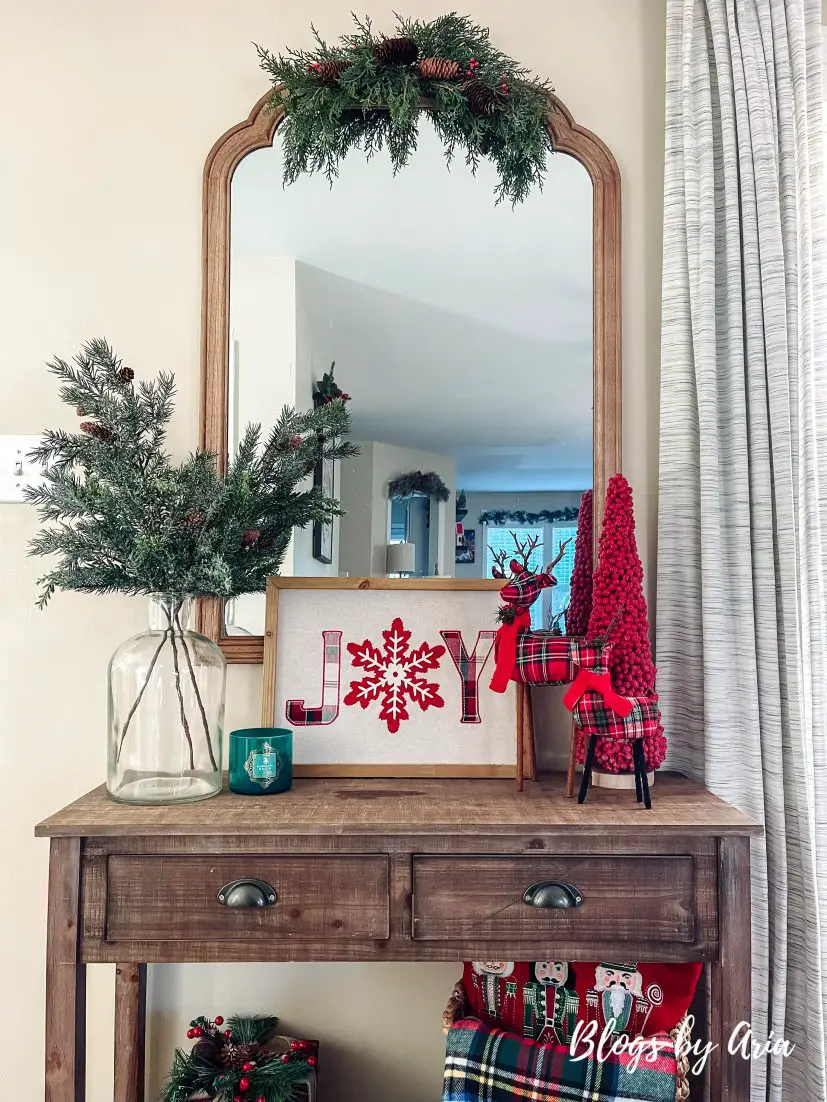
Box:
[657,1,827,1099]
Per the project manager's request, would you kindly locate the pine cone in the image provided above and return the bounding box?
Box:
[373,36,419,66]
[117,366,135,383]
[463,78,497,117]
[417,56,461,81]
[80,421,114,444]
[242,529,261,546]
[307,59,352,83]
[219,1041,265,1069]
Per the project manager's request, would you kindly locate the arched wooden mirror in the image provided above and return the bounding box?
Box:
[198,92,620,662]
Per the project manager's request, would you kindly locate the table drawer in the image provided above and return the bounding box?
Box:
[412,855,696,943]
[105,855,390,941]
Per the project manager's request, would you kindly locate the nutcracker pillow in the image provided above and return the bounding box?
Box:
[570,960,702,1041]
[462,961,580,1045]
[463,960,701,1043]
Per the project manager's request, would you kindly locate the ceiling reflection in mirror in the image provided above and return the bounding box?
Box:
[226,116,592,636]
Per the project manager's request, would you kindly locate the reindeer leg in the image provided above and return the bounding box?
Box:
[516,681,525,791]
[578,736,597,803]
[566,721,578,798]
[523,684,537,782]
[634,740,652,809]
[634,746,643,803]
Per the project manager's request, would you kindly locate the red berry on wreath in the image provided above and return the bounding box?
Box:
[257,1098,266,1102]
[239,1077,250,1091]
[192,1026,203,1037]
[242,1061,255,1071]
[280,1053,291,1063]
[214,1015,224,1025]
[289,1040,302,1051]
[186,1028,195,1039]
[224,1029,233,1039]
[307,1055,318,1067]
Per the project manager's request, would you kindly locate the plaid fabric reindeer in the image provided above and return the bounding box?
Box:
[488,534,628,715]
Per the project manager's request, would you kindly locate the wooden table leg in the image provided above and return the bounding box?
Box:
[709,836,752,1101]
[46,837,86,1102]
[114,964,147,1102]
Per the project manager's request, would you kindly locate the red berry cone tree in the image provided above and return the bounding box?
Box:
[565,489,593,636]
[577,474,667,773]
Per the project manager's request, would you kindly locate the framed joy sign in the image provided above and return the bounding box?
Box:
[260,578,516,777]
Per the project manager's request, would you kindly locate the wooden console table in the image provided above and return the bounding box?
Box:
[37,773,761,1101]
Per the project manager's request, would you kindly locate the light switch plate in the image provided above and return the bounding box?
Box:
[0,435,45,502]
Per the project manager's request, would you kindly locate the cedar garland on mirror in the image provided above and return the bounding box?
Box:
[255,14,554,206]
[198,85,621,663]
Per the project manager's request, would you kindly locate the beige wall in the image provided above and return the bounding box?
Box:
[0,2,665,1099]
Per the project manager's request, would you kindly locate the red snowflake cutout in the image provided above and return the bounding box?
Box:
[343,616,445,734]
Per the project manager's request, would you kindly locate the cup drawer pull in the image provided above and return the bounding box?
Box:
[217,878,277,908]
[522,880,583,909]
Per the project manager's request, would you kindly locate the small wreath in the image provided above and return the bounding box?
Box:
[388,470,451,502]
[256,13,555,205]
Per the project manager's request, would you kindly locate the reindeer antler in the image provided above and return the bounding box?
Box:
[548,604,569,635]
[512,531,542,572]
[545,537,572,576]
[489,545,510,580]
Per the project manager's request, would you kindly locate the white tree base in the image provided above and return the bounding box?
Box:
[591,768,655,790]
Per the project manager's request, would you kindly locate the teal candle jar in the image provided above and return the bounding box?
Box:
[228,728,293,795]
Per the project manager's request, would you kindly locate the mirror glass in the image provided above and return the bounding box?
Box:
[226,116,593,636]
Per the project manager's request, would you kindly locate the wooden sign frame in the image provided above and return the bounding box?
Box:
[260,577,531,781]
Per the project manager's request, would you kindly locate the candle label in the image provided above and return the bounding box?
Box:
[243,742,284,789]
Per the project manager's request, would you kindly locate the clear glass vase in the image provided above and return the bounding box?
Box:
[107,595,226,804]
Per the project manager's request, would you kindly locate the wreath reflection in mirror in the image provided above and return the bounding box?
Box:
[255,13,555,205]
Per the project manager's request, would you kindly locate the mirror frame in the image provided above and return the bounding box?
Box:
[197,90,622,663]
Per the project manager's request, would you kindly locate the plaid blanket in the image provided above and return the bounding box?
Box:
[444,1019,679,1102]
